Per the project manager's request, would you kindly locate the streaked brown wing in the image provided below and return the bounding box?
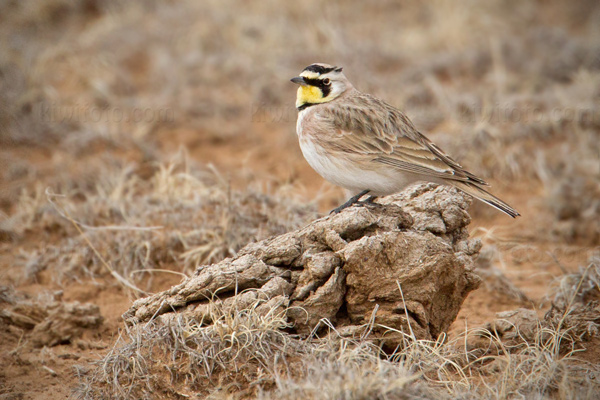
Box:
[318,94,488,185]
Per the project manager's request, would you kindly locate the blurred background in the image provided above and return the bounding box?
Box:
[1,0,599,215]
[0,0,599,397]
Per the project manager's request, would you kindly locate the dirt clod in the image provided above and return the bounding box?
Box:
[0,288,104,347]
[124,184,482,348]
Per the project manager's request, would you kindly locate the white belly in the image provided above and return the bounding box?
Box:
[298,138,421,196]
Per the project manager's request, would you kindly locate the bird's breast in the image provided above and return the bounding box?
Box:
[295,109,310,138]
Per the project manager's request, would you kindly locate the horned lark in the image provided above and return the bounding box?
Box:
[291,63,520,217]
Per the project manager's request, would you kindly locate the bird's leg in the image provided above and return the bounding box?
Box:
[330,189,371,214]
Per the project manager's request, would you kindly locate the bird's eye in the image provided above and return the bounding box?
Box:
[322,78,331,86]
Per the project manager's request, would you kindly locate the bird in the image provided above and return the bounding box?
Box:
[290,63,520,218]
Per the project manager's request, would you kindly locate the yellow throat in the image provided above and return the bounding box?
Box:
[296,85,329,109]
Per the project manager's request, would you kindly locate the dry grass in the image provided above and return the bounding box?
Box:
[536,128,600,244]
[550,253,600,305]
[73,255,600,399]
[74,296,298,399]
[545,253,600,343]
[74,271,600,400]
[3,152,316,285]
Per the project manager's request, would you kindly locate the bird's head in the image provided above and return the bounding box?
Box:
[291,63,351,110]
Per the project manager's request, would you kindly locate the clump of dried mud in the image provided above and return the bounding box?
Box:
[124,184,481,350]
[0,287,103,347]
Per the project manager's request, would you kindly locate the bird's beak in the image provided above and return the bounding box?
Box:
[290,76,306,86]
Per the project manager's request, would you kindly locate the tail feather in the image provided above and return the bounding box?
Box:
[450,181,520,218]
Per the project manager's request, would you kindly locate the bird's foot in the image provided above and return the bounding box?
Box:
[330,190,371,214]
[356,195,383,211]
[359,195,378,205]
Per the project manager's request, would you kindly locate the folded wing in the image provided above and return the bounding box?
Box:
[317,94,519,217]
